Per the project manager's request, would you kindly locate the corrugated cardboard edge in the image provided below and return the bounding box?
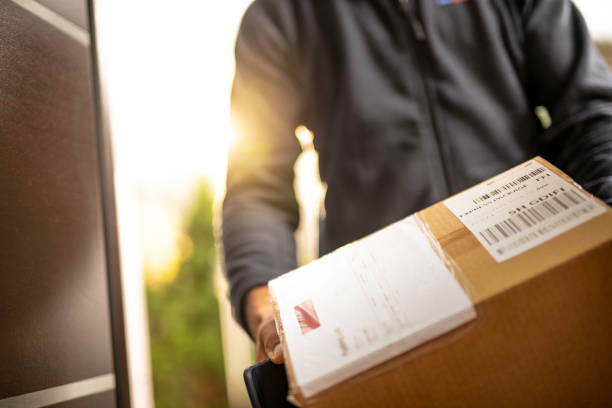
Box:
[269,284,307,406]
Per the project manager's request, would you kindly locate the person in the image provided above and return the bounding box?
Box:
[221,0,612,364]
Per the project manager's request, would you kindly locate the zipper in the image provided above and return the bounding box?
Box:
[397,0,427,41]
[397,0,452,197]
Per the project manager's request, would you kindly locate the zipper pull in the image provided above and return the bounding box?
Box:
[397,0,427,41]
[411,17,427,41]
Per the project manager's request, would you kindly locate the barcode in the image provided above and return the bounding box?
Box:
[477,189,586,246]
[495,202,599,255]
[473,167,546,204]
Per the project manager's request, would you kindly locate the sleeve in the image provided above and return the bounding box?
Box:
[521,0,612,204]
[221,1,304,331]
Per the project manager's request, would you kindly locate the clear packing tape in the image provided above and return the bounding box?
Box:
[268,156,610,407]
[269,214,478,406]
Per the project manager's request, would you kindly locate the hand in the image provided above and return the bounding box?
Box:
[244,285,284,364]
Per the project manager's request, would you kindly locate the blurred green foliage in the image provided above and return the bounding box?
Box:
[147,183,228,408]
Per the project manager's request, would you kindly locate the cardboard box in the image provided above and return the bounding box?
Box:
[269,157,612,407]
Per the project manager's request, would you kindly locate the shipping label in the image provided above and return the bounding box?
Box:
[269,217,475,398]
[444,159,606,262]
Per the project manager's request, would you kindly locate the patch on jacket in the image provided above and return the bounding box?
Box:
[436,0,468,5]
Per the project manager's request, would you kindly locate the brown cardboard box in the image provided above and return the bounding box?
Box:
[270,157,612,407]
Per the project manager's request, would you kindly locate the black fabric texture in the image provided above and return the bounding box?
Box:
[222,0,612,331]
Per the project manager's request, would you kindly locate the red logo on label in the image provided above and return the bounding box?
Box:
[295,299,320,334]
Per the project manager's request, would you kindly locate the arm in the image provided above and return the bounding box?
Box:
[222,0,303,359]
[522,0,612,204]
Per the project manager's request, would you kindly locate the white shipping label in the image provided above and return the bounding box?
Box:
[444,159,606,262]
[269,217,475,399]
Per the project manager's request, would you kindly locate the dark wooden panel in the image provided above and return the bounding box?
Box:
[0,0,114,399]
[45,391,117,408]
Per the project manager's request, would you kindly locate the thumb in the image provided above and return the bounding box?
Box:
[269,343,284,364]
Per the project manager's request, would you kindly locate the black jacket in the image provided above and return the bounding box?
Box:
[222,0,612,330]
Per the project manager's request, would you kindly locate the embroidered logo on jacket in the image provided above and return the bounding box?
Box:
[436,0,468,5]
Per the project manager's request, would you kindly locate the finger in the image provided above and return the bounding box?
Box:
[262,321,279,350]
[255,343,267,363]
[255,319,277,362]
[260,320,284,364]
[269,343,284,364]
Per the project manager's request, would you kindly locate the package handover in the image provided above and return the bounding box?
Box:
[269,157,612,408]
